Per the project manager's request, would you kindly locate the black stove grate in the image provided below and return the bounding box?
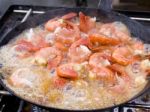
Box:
[0,4,149,112]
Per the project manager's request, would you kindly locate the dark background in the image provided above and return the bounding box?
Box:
[0,0,100,18]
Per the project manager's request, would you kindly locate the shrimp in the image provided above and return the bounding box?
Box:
[16,39,39,52]
[140,59,150,76]
[9,68,36,87]
[45,19,61,32]
[55,20,80,44]
[88,34,120,51]
[16,34,50,52]
[108,64,130,81]
[12,45,32,58]
[112,46,133,66]
[9,68,51,94]
[89,52,111,68]
[15,35,50,59]
[92,67,116,85]
[57,63,78,79]
[31,35,50,49]
[34,47,62,69]
[107,64,131,93]
[68,38,91,63]
[130,39,144,55]
[54,42,68,51]
[99,23,131,43]
[45,12,77,32]
[79,12,96,33]
[52,76,68,88]
[61,12,77,20]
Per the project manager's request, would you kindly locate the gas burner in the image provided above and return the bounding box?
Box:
[32,106,49,112]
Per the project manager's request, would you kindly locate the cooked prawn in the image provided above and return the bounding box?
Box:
[9,68,35,87]
[79,12,96,33]
[108,64,130,81]
[52,76,68,88]
[16,35,49,52]
[89,52,111,68]
[68,38,91,63]
[45,12,77,32]
[57,63,78,79]
[54,42,68,51]
[9,68,51,94]
[55,20,80,44]
[99,23,131,43]
[34,47,62,69]
[88,33,120,51]
[61,12,77,20]
[107,64,131,93]
[112,46,133,66]
[92,67,116,85]
[16,39,39,52]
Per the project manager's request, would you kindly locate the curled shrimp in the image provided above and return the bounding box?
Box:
[52,76,68,88]
[99,23,131,43]
[88,33,120,51]
[61,12,77,20]
[92,67,116,85]
[108,64,130,81]
[45,12,77,32]
[9,68,51,94]
[130,39,144,56]
[34,47,62,69]
[112,46,133,66]
[68,38,91,63]
[15,34,50,58]
[107,64,131,93]
[16,34,50,52]
[89,52,111,68]
[54,42,68,51]
[79,12,96,33]
[16,39,38,52]
[57,63,78,79]
[89,33,120,45]
[55,20,80,44]
[9,68,36,87]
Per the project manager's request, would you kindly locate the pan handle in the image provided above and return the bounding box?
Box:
[98,0,113,11]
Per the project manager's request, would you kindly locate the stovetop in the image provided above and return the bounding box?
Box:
[0,1,150,112]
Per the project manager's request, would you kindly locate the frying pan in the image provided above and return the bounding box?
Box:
[0,7,150,112]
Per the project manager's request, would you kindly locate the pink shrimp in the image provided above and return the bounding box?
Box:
[16,34,50,52]
[92,67,116,85]
[108,64,131,93]
[99,23,131,43]
[9,68,51,94]
[52,76,68,88]
[88,33,120,51]
[79,12,96,33]
[89,52,112,68]
[112,46,133,66]
[9,68,47,88]
[57,63,78,79]
[34,47,62,69]
[55,20,80,44]
[15,34,50,58]
[68,38,91,63]
[61,12,77,20]
[45,12,77,32]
